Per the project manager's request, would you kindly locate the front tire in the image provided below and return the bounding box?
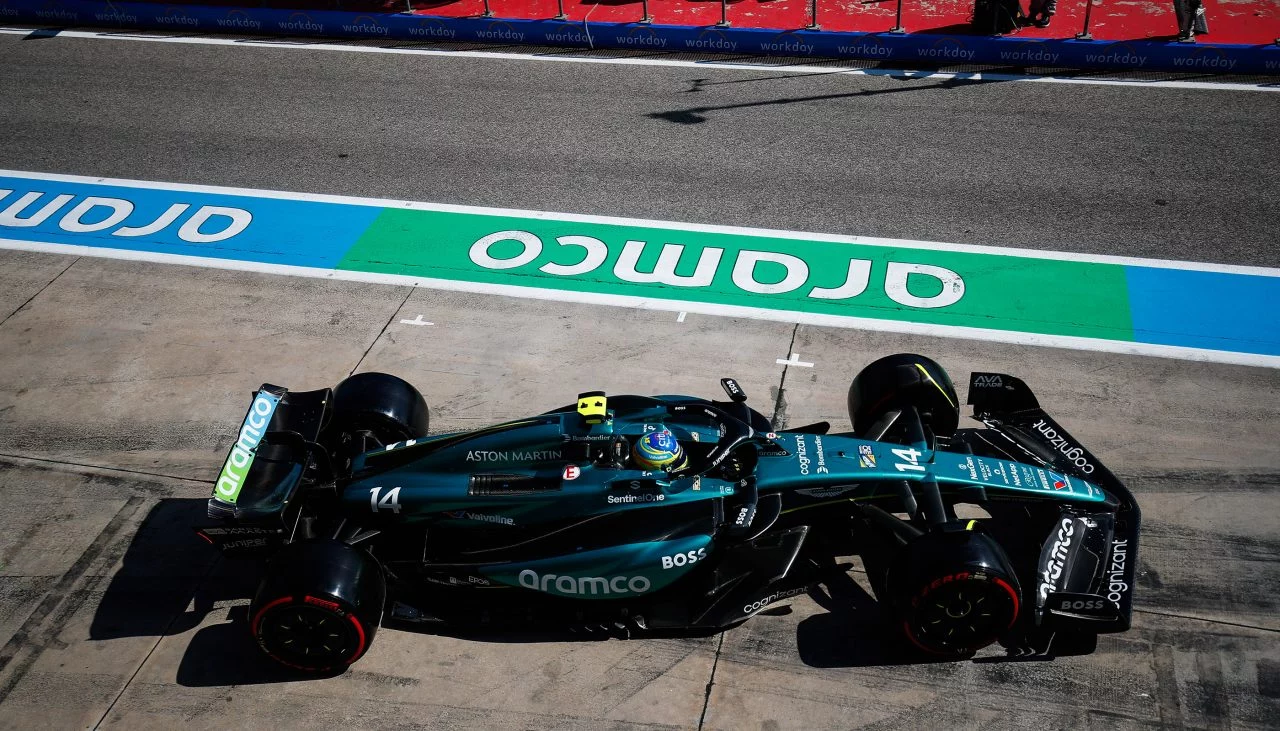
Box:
[888,528,1021,657]
[250,540,385,673]
[848,354,960,438]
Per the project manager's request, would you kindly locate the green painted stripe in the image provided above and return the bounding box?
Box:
[5,170,1274,364]
[340,209,1134,341]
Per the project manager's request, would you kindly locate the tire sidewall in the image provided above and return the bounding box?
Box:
[331,371,429,444]
[848,353,960,437]
[888,530,1022,656]
[251,592,372,672]
[249,540,386,673]
[898,570,1021,656]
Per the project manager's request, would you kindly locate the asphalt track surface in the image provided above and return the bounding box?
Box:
[2,31,1279,265]
[0,31,1278,730]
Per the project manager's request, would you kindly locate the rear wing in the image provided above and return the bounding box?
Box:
[967,372,1141,634]
[206,384,332,526]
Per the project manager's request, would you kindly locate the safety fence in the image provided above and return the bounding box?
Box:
[5,0,1278,73]
[360,0,1277,46]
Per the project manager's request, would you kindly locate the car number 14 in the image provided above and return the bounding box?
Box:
[369,486,402,513]
[892,447,925,473]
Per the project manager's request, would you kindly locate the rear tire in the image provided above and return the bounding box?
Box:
[848,354,960,438]
[888,528,1021,657]
[250,540,385,673]
[331,372,429,444]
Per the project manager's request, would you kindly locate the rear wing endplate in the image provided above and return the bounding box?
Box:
[209,384,332,515]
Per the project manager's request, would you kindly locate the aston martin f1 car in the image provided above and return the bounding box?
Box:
[198,354,1140,672]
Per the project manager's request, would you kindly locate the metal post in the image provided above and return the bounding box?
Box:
[1075,0,1094,39]
[807,0,820,31]
[482,0,493,16]
[716,0,730,27]
[889,0,905,33]
[640,0,652,23]
[554,0,566,20]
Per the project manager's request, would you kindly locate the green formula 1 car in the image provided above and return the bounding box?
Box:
[197,354,1140,673]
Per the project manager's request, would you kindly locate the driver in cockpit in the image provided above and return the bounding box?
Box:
[632,428,688,472]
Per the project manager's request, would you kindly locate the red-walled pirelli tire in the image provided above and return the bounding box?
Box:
[848,354,960,438]
[889,528,1021,657]
[249,539,386,673]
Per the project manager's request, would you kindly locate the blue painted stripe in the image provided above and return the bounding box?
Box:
[4,171,1277,367]
[0,178,377,268]
[1126,266,1280,356]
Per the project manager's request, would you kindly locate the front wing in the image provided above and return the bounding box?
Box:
[967,372,1141,635]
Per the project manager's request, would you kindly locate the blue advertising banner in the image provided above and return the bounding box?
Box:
[4,0,1278,74]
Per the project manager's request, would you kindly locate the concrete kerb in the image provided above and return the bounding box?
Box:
[4,0,1279,74]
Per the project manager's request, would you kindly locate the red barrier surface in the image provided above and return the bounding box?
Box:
[126,0,1280,45]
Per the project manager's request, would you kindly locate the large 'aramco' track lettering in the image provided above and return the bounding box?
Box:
[1,170,1276,366]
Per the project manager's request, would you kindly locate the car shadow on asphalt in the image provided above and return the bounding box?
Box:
[86,497,324,687]
[93,499,1033,686]
[89,498,235,644]
[177,606,348,686]
[793,570,951,668]
[796,565,1088,667]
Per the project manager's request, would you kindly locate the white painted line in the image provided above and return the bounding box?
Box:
[777,353,816,368]
[677,311,687,323]
[0,27,1275,93]
[399,314,434,326]
[4,238,1278,368]
[3,168,1277,278]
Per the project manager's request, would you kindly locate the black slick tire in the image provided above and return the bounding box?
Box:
[249,539,385,673]
[331,372,429,444]
[888,528,1021,657]
[848,354,960,438]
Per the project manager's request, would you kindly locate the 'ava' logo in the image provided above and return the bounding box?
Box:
[0,189,254,243]
[214,391,281,503]
[466,230,967,309]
